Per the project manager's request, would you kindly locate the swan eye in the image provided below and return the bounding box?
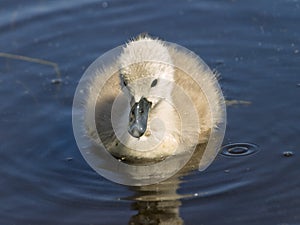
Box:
[123,80,127,86]
[151,79,158,88]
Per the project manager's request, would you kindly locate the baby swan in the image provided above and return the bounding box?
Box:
[93,34,225,166]
[73,35,226,183]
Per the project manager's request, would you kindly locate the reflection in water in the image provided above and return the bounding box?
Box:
[126,144,206,225]
[129,200,183,225]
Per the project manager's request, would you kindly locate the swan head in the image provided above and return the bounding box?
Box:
[119,36,175,138]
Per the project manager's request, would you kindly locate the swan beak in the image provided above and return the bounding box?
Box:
[128,97,152,138]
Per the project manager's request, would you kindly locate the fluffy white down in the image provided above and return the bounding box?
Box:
[85,36,224,164]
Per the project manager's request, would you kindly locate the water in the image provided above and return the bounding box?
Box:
[221,143,259,156]
[1,0,299,224]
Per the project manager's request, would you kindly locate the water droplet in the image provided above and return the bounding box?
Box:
[215,59,225,66]
[283,151,294,157]
[51,78,62,85]
[221,143,259,157]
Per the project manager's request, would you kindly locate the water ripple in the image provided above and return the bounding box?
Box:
[221,143,259,157]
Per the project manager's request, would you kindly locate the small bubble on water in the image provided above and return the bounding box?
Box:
[283,151,294,157]
[65,157,73,161]
[51,78,62,85]
[215,59,225,66]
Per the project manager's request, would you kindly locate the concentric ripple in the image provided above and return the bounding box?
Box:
[221,143,259,157]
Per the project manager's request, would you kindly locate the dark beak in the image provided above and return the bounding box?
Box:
[128,97,152,138]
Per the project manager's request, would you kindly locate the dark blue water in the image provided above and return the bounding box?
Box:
[1,0,299,224]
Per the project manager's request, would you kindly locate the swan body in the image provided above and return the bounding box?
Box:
[81,35,225,167]
[73,36,224,172]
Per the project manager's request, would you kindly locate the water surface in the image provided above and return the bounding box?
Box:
[1,0,299,224]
